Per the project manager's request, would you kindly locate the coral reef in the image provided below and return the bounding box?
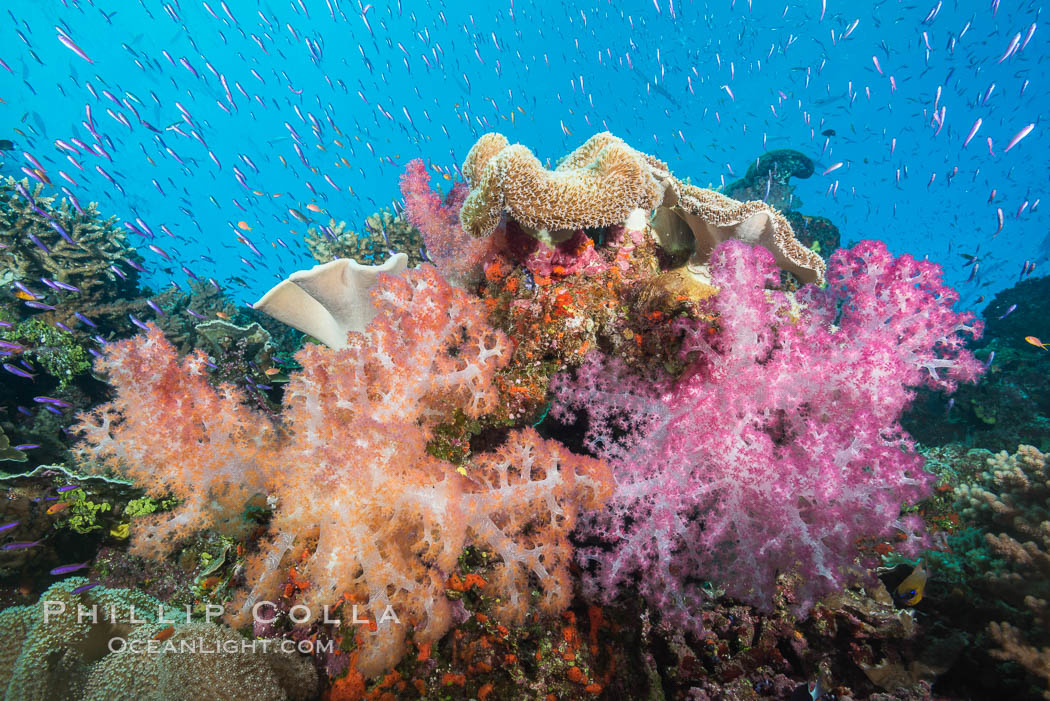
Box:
[401,159,489,285]
[0,578,316,701]
[904,274,1050,451]
[0,464,139,585]
[0,177,143,328]
[725,148,814,211]
[1,317,91,388]
[305,210,425,268]
[551,239,983,629]
[459,132,826,286]
[955,446,1050,696]
[75,265,613,678]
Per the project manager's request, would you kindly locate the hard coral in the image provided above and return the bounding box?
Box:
[551,239,983,629]
[76,265,612,679]
[0,177,142,324]
[305,210,426,268]
[955,445,1050,696]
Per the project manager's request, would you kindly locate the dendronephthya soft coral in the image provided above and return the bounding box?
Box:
[75,263,612,677]
[552,239,983,630]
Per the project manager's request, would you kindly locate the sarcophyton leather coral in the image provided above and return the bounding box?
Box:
[75,264,612,677]
[460,132,667,239]
[458,132,826,285]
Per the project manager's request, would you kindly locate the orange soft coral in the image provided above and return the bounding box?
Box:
[75,264,613,679]
[73,326,279,558]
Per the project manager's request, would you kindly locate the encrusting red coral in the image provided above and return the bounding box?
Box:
[75,264,613,679]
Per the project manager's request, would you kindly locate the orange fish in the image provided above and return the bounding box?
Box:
[305,203,324,213]
[1026,336,1049,350]
[215,311,230,320]
[237,221,251,231]
[14,290,37,301]
[443,173,452,180]
[153,626,175,641]
[200,576,221,589]
[46,502,70,515]
[333,139,344,148]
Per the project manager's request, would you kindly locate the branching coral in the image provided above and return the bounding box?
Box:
[0,177,142,320]
[305,210,425,268]
[551,239,982,630]
[76,265,613,678]
[955,446,1050,695]
[401,158,489,285]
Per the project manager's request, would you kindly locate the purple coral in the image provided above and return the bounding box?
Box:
[551,239,983,629]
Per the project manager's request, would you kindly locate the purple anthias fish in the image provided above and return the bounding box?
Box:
[2,540,41,550]
[71,582,99,594]
[74,312,97,328]
[56,485,80,493]
[50,562,88,575]
[0,521,20,534]
[3,363,36,380]
[12,444,39,451]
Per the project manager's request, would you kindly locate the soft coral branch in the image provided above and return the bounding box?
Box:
[76,264,612,678]
[400,159,490,285]
[552,239,983,629]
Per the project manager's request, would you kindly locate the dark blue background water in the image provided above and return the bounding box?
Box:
[2,0,1046,311]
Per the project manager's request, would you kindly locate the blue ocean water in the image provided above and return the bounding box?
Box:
[0,0,1046,307]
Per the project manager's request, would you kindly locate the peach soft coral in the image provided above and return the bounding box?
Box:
[74,264,612,678]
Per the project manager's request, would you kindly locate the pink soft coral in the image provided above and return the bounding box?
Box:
[76,265,612,677]
[400,159,489,284]
[551,239,983,629]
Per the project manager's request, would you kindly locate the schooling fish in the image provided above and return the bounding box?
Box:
[50,562,88,575]
[71,582,100,594]
[0,521,20,533]
[2,363,36,380]
[2,540,41,550]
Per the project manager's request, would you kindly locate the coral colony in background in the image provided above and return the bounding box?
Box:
[1,127,1049,699]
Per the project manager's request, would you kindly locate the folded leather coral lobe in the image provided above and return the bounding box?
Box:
[458,131,826,285]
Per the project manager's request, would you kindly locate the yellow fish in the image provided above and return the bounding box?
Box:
[893,561,927,607]
[1025,336,1048,350]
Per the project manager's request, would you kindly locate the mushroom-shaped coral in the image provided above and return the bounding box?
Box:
[459,132,669,239]
[252,252,408,349]
[657,183,827,285]
[459,133,826,286]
